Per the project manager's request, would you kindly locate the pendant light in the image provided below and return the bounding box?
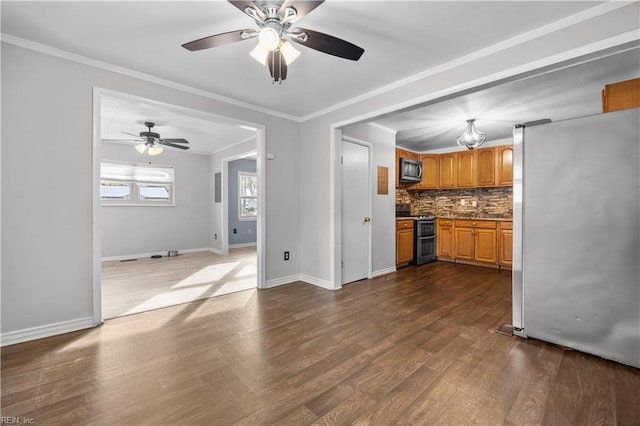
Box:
[456,119,486,150]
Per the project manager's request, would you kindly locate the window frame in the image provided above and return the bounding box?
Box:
[100,161,175,207]
[238,171,257,221]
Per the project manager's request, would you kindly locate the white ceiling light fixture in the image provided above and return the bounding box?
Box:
[456,119,486,150]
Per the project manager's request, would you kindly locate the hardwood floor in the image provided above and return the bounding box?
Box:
[2,262,639,425]
[101,248,257,319]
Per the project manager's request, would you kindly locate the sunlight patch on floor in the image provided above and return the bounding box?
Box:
[171,262,240,288]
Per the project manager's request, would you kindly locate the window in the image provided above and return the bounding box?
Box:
[238,172,257,220]
[100,162,175,206]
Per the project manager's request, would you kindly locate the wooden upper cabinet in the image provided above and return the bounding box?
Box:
[602,77,640,113]
[497,145,513,186]
[456,150,476,188]
[439,153,455,189]
[416,154,438,189]
[476,147,496,187]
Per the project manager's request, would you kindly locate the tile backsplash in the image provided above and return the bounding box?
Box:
[397,187,513,218]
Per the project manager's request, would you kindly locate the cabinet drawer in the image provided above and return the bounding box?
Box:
[455,219,496,229]
[396,220,414,230]
[437,219,453,227]
[498,221,512,230]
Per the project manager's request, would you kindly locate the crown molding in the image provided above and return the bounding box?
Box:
[1,33,302,123]
[300,1,634,122]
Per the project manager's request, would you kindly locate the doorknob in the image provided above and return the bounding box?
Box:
[364,216,371,222]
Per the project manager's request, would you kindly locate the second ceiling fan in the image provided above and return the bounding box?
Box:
[182,0,365,83]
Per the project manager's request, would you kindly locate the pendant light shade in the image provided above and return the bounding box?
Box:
[456,119,486,150]
[135,143,147,154]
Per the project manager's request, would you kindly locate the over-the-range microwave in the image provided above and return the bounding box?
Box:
[399,157,422,182]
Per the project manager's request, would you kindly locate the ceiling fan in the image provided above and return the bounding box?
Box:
[182,0,365,83]
[119,122,190,156]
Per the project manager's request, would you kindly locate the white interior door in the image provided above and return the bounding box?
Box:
[341,139,371,285]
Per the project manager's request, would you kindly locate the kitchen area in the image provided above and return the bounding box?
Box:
[395,143,513,270]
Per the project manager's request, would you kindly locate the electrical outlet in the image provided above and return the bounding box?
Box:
[233,228,237,234]
[284,251,290,261]
[472,200,477,207]
[460,199,466,206]
[214,234,217,240]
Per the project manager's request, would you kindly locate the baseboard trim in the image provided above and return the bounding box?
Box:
[372,267,396,278]
[101,247,212,262]
[264,274,338,291]
[229,242,257,249]
[300,274,338,291]
[1,317,98,347]
[209,247,224,255]
[264,275,301,289]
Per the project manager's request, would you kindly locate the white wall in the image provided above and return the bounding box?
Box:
[1,43,300,341]
[298,3,640,286]
[100,142,212,259]
[342,123,397,276]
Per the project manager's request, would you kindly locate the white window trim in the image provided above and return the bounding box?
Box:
[100,161,175,207]
[238,171,257,221]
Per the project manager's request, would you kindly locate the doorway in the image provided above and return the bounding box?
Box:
[92,88,265,322]
[340,137,372,285]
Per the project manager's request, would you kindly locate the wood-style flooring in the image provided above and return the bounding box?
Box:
[101,248,257,319]
[2,262,639,425]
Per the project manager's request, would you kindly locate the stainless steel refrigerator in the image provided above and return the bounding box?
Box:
[512,107,640,368]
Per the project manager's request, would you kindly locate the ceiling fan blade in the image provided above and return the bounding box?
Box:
[159,141,190,150]
[182,29,255,51]
[102,138,141,142]
[122,131,141,137]
[228,1,264,21]
[278,1,324,24]
[290,28,364,61]
[267,50,287,82]
[159,138,189,144]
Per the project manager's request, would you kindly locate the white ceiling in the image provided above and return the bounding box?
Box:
[100,94,256,154]
[373,46,640,151]
[2,1,638,153]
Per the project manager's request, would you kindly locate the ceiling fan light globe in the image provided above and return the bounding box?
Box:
[148,145,164,156]
[280,41,300,65]
[250,44,269,65]
[135,143,147,154]
[258,27,280,51]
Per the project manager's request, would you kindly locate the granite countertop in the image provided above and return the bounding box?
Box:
[397,216,512,221]
[436,216,512,222]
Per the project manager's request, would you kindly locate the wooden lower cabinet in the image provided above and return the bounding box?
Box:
[474,228,498,263]
[498,221,513,267]
[453,227,475,260]
[454,220,497,264]
[396,220,414,266]
[435,219,512,268]
[436,219,454,259]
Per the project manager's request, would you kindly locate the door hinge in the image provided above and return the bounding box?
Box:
[340,156,344,164]
[341,261,344,268]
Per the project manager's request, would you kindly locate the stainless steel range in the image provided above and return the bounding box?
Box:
[414,217,436,265]
[396,204,436,266]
